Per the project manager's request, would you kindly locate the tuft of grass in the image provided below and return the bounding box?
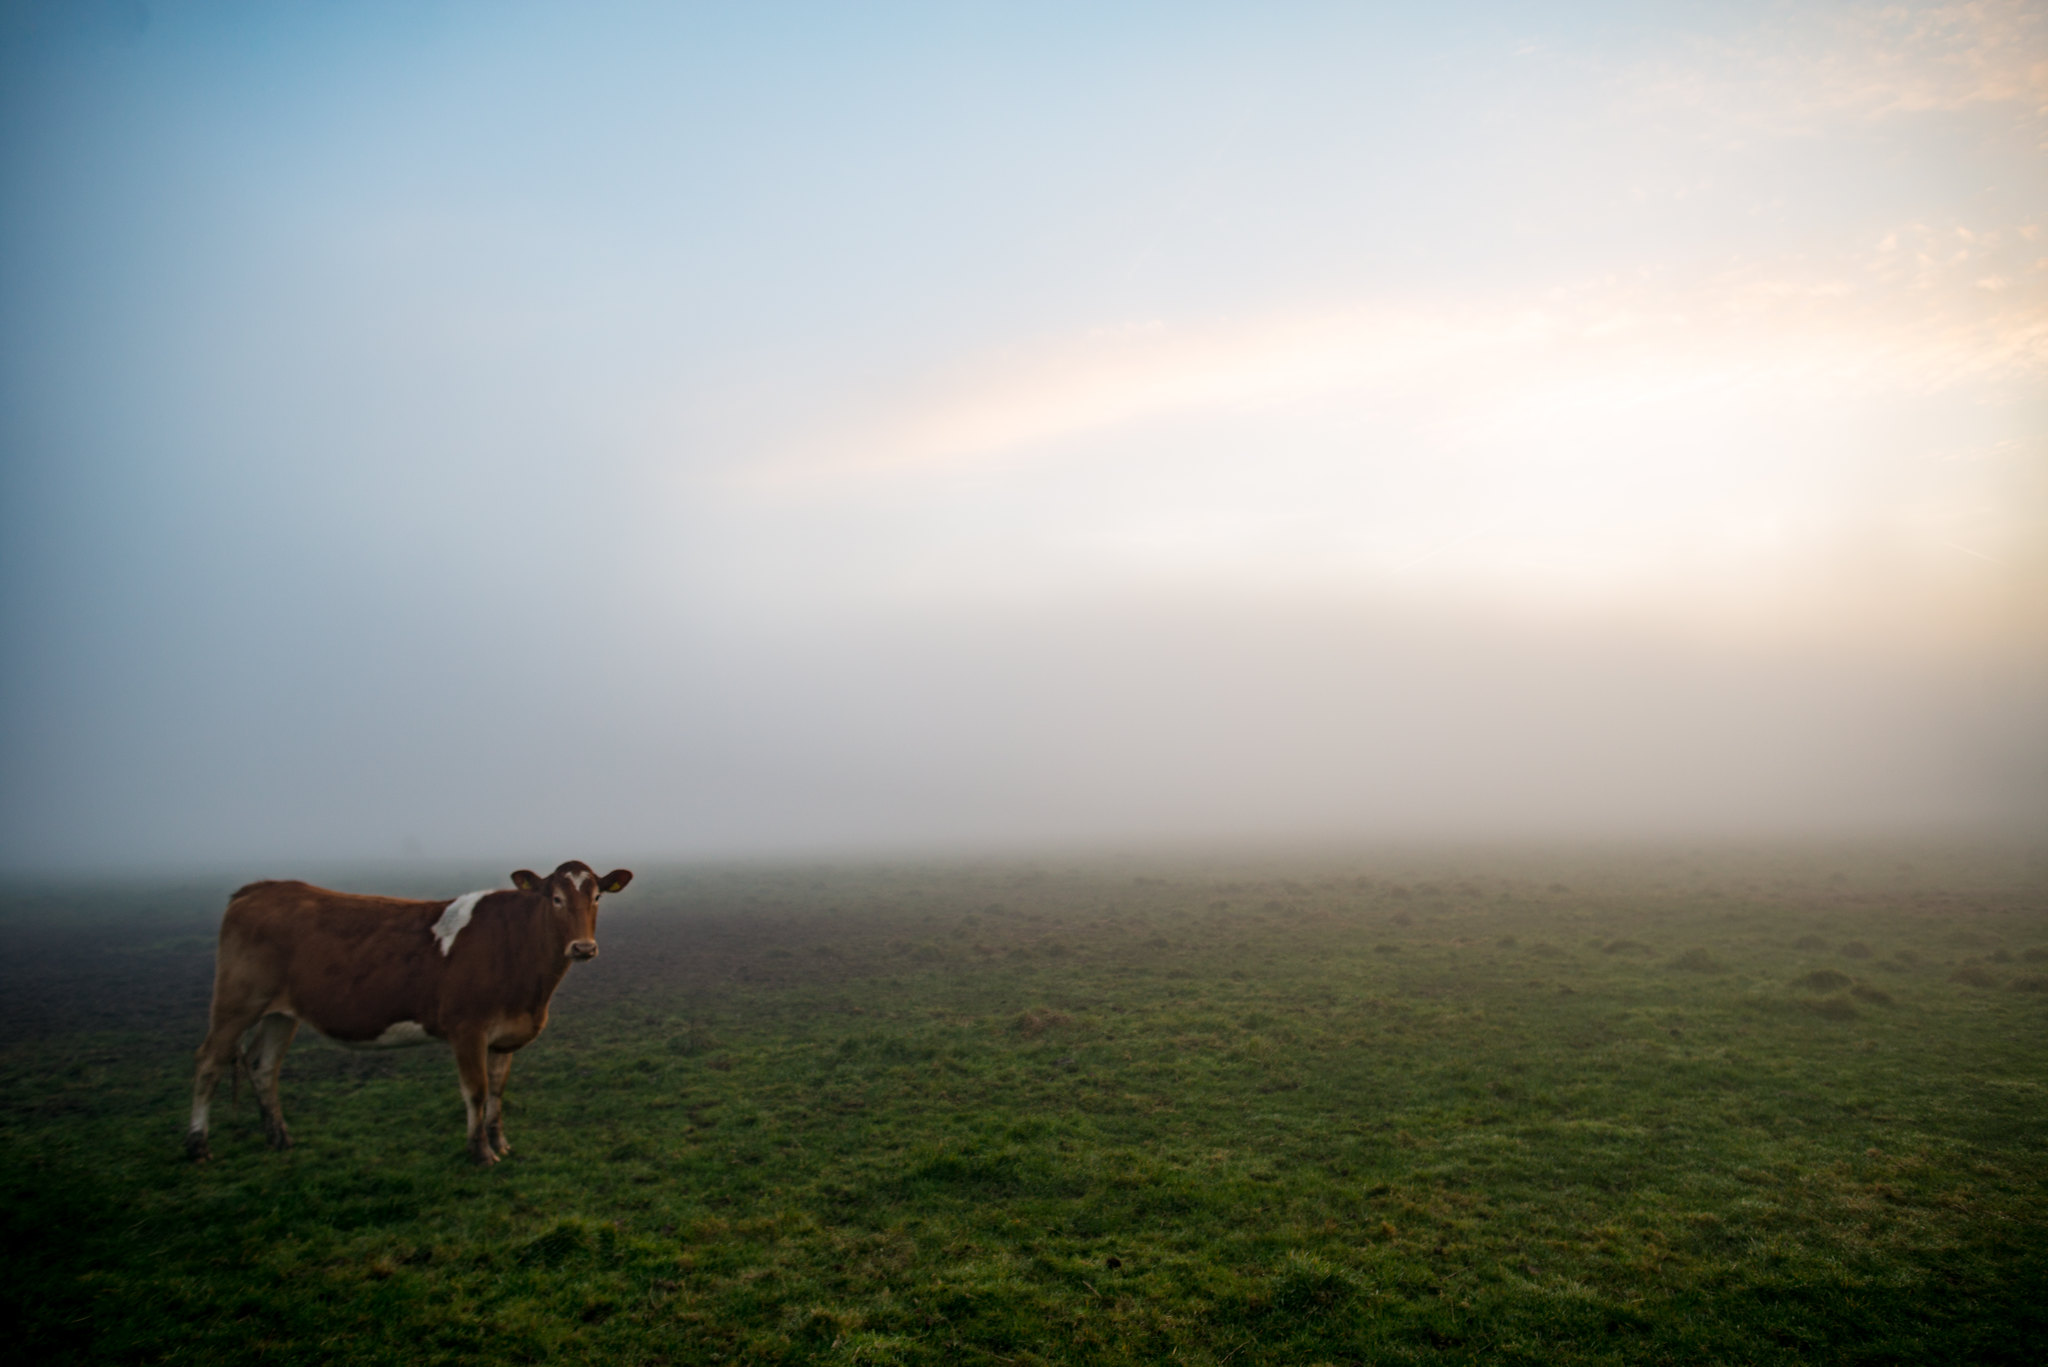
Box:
[1670,947,1724,972]
[1951,964,2001,988]
[1011,1008,1073,1038]
[1794,968,1854,991]
[516,1216,612,1269]
[1850,983,1894,1005]
[1269,1251,1358,1315]
[2009,974,2048,993]
[1841,940,1874,960]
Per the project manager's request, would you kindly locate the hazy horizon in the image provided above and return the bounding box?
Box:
[4,2,2044,873]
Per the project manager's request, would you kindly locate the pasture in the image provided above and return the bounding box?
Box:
[3,845,2045,1364]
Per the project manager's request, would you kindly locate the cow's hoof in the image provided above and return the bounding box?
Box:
[185,1134,211,1163]
[265,1129,293,1152]
[470,1145,499,1167]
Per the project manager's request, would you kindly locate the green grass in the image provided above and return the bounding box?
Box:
[4,845,2046,1363]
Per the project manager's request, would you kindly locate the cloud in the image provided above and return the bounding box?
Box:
[712,226,2045,656]
[748,307,1523,481]
[1621,0,2048,137]
[754,226,2044,485]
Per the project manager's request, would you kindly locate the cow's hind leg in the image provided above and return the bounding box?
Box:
[245,1013,299,1151]
[452,1030,496,1166]
[190,1003,265,1161]
[485,1049,515,1157]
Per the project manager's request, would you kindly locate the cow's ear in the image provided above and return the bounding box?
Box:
[600,869,633,894]
[510,870,541,892]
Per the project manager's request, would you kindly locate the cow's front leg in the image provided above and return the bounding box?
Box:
[485,1049,515,1157]
[452,1030,496,1166]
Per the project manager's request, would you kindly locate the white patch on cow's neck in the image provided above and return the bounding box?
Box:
[432,891,489,956]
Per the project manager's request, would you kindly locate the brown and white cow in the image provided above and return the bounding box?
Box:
[187,860,632,1165]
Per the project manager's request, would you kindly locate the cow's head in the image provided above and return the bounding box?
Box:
[510,861,633,961]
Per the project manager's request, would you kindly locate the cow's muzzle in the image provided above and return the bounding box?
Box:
[567,939,598,961]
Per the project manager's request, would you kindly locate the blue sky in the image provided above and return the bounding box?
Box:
[3,2,2043,868]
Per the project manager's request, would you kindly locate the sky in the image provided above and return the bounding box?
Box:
[1,0,2043,870]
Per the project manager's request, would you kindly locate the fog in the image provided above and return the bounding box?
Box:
[3,2,2043,872]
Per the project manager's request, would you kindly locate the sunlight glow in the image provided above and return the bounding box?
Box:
[740,233,2044,641]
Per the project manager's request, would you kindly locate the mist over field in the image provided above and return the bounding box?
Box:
[3,2,2044,872]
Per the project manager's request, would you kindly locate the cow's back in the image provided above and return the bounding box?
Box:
[218,881,446,1040]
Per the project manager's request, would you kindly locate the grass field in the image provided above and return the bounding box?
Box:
[3,844,2045,1364]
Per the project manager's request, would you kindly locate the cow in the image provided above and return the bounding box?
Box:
[186,860,632,1165]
